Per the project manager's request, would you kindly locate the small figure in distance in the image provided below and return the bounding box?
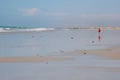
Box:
[70,37,74,39]
[92,41,95,43]
[83,52,87,55]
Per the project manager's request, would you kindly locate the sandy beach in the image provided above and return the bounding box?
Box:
[0,46,120,62]
[65,46,120,60]
[0,29,120,80]
[85,46,120,59]
[0,45,120,80]
[72,66,120,72]
[0,56,73,62]
[72,46,120,58]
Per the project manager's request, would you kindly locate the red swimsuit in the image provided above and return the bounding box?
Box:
[98,28,101,33]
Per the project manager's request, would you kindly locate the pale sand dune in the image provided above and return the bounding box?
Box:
[0,56,73,62]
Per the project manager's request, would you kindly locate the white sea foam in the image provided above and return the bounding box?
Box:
[0,28,55,33]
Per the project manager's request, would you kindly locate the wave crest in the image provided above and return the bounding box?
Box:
[0,26,55,33]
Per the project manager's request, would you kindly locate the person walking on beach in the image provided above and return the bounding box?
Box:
[98,27,101,43]
[98,27,101,34]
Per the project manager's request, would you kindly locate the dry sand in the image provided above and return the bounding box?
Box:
[0,56,73,62]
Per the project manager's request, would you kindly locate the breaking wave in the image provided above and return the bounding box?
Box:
[0,26,55,33]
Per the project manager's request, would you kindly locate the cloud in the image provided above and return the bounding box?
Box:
[59,14,120,27]
[18,8,120,18]
[18,8,67,17]
[44,12,67,16]
[19,8,40,16]
[79,14,120,19]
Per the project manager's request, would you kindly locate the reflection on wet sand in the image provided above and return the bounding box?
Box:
[70,66,120,72]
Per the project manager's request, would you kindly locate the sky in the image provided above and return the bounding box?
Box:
[0,0,120,27]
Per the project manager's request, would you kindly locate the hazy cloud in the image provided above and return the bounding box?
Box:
[19,8,40,16]
[79,14,120,19]
[44,12,67,16]
[18,8,67,17]
[59,14,120,27]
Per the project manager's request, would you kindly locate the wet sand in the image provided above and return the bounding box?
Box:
[0,46,120,62]
[65,46,120,60]
[0,29,120,80]
[62,45,120,73]
[84,46,120,59]
[72,66,120,72]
